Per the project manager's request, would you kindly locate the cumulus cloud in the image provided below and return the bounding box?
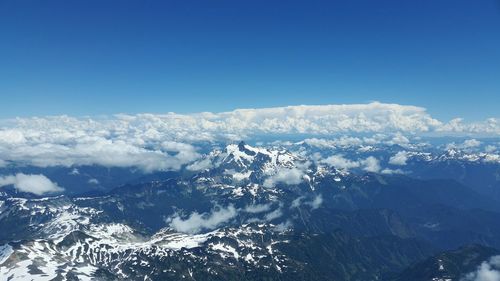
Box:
[387,132,410,146]
[439,118,499,135]
[0,137,200,172]
[463,139,482,148]
[167,205,237,234]
[321,154,381,173]
[361,156,381,173]
[462,255,500,281]
[321,154,360,170]
[263,167,306,188]
[446,139,483,151]
[0,173,64,195]
[0,103,498,171]
[389,151,409,165]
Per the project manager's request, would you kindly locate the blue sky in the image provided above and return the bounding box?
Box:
[0,0,499,121]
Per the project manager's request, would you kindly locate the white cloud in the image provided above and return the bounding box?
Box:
[273,220,292,232]
[290,196,304,209]
[462,255,500,281]
[485,145,497,153]
[186,158,213,171]
[263,167,306,188]
[0,173,64,195]
[463,139,481,148]
[321,154,381,173]
[167,205,237,234]
[361,156,381,173]
[69,168,80,175]
[439,118,499,135]
[0,103,498,171]
[308,194,323,210]
[244,203,272,214]
[381,168,404,175]
[388,132,410,146]
[88,178,99,185]
[321,154,360,170]
[290,195,323,210]
[0,129,26,144]
[0,137,200,172]
[264,208,283,221]
[389,151,409,165]
[446,139,483,151]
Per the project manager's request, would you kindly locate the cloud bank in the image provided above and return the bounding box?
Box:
[0,173,64,195]
[0,103,498,171]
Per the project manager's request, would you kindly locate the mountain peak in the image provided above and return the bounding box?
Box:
[238,141,247,150]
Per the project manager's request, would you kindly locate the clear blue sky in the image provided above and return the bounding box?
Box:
[0,0,499,121]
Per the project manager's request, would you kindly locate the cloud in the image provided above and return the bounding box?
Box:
[0,103,498,171]
[389,151,409,165]
[186,158,213,171]
[167,205,237,234]
[0,137,200,172]
[264,208,283,221]
[69,168,80,175]
[463,139,481,148]
[485,145,497,153]
[263,167,306,188]
[0,173,64,195]
[88,178,99,185]
[439,118,499,135]
[361,156,381,173]
[462,255,500,281]
[290,196,305,209]
[321,154,360,170]
[273,220,293,232]
[381,168,404,175]
[244,203,272,214]
[446,139,483,151]
[290,195,323,210]
[308,194,323,210]
[321,154,381,173]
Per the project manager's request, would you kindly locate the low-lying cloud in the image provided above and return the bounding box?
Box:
[167,205,237,234]
[290,194,323,210]
[244,203,272,214]
[321,154,381,173]
[462,255,500,281]
[0,173,64,195]
[263,167,306,188]
[0,103,498,171]
[389,151,409,166]
[321,155,360,170]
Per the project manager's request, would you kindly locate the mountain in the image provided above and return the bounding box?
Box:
[1,141,500,280]
[394,244,500,281]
